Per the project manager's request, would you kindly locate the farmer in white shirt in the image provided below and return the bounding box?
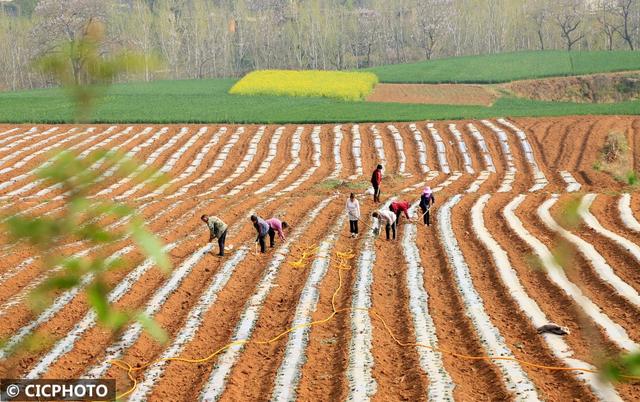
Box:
[345,193,361,238]
[372,209,397,241]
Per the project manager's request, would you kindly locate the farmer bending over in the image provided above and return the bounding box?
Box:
[266,217,289,248]
[201,214,228,256]
[372,210,397,241]
[251,214,269,253]
[389,200,411,224]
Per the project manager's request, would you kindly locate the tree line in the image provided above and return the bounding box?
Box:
[0,0,638,91]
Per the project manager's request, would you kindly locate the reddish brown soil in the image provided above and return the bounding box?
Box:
[518,194,640,345]
[368,221,429,400]
[1,117,640,401]
[452,194,590,400]
[487,193,640,400]
[367,83,498,106]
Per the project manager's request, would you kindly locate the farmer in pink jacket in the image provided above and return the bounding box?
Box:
[266,217,289,248]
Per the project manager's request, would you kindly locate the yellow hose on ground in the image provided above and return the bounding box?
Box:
[108,246,640,399]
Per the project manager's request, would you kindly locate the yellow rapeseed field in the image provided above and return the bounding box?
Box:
[229,70,379,101]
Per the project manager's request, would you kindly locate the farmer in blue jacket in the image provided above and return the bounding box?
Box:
[251,214,270,253]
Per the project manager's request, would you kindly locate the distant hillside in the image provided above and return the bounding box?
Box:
[366,51,640,84]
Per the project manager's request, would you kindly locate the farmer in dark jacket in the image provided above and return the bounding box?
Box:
[370,164,383,203]
[251,214,269,253]
[419,187,436,226]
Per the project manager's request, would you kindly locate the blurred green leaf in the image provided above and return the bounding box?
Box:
[62,257,88,274]
[41,275,81,291]
[130,219,171,273]
[87,281,110,322]
[106,310,129,332]
[91,200,132,218]
[21,333,54,355]
[2,146,171,359]
[136,313,168,344]
[33,21,158,123]
[558,197,582,230]
[111,203,133,218]
[132,166,157,183]
[524,253,544,272]
[116,157,141,177]
[0,23,170,362]
[77,223,116,243]
[551,239,575,272]
[101,256,124,273]
[601,352,640,382]
[69,197,91,215]
[5,215,61,246]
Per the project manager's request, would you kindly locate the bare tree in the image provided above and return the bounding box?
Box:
[130,0,154,81]
[2,0,640,92]
[553,0,586,50]
[613,0,637,49]
[527,0,550,50]
[386,0,410,63]
[598,0,619,50]
[351,8,380,67]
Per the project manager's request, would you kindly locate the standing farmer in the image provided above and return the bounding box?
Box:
[251,215,270,253]
[371,164,383,203]
[266,217,289,247]
[346,193,361,238]
[419,187,435,226]
[372,209,397,241]
[389,200,411,224]
[201,214,228,256]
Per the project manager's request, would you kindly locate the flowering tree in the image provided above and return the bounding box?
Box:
[31,0,156,122]
[31,0,109,82]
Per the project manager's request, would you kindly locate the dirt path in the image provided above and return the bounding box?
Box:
[295,222,362,400]
[397,123,426,175]
[418,122,440,175]
[432,122,463,173]
[461,122,501,192]
[214,200,344,401]
[595,194,640,247]
[1,126,300,378]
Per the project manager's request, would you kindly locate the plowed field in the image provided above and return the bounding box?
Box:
[0,116,639,401]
